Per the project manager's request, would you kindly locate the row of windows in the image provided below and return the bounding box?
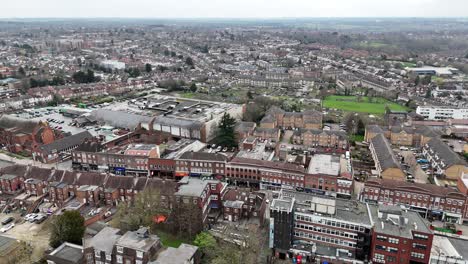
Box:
[411,252,425,259]
[295,214,366,232]
[376,235,399,244]
[295,222,358,240]
[294,231,357,248]
[375,244,398,253]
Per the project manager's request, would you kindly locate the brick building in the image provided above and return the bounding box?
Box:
[0,116,56,155]
[260,106,322,130]
[292,129,347,149]
[362,179,467,224]
[369,134,405,181]
[370,205,433,264]
[222,188,267,223]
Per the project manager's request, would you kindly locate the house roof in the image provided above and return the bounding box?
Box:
[152,244,198,264]
[426,138,466,167]
[366,179,466,199]
[84,227,121,254]
[39,131,93,154]
[370,134,401,171]
[178,152,227,162]
[0,115,39,134]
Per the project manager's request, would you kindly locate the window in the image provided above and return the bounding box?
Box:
[388,238,399,244]
[106,254,111,261]
[136,251,144,259]
[376,235,387,241]
[414,234,428,240]
[117,246,124,253]
[116,255,123,264]
[136,261,143,264]
[411,252,425,259]
[94,250,101,258]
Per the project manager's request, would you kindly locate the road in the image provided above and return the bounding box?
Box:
[0,153,72,170]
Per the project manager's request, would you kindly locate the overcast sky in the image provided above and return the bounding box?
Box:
[1,0,467,18]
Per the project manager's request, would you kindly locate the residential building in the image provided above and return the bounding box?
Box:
[34,131,93,163]
[174,177,227,228]
[422,138,468,180]
[222,187,267,223]
[260,106,322,130]
[47,242,84,264]
[114,227,161,264]
[369,134,405,180]
[370,205,433,264]
[292,129,347,149]
[362,179,467,224]
[152,244,200,264]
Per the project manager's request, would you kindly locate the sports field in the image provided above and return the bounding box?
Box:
[323,95,408,114]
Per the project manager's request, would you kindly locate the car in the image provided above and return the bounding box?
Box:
[1,217,14,225]
[0,223,14,232]
[29,214,42,223]
[34,214,47,224]
[23,213,36,222]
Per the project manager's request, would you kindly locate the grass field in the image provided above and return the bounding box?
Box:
[323,95,408,114]
[155,230,187,248]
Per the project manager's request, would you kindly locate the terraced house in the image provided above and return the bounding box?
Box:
[422,137,468,181]
[369,134,405,181]
[292,129,347,149]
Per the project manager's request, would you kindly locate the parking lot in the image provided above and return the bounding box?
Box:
[400,149,430,184]
[0,212,51,262]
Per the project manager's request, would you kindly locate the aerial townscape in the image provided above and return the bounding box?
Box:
[2,2,468,264]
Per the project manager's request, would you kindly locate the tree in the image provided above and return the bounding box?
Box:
[421,75,432,85]
[126,67,141,78]
[50,210,85,248]
[171,51,176,57]
[220,48,226,54]
[201,45,209,53]
[145,63,152,73]
[48,94,64,106]
[18,66,26,77]
[414,75,420,86]
[425,88,432,98]
[216,113,238,148]
[185,57,194,67]
[115,187,168,232]
[193,231,216,252]
[246,90,253,100]
[190,82,197,92]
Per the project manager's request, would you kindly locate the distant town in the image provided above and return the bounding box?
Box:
[0,18,468,264]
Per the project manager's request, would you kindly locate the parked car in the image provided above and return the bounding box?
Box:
[29,214,42,223]
[23,214,36,222]
[34,214,47,224]
[1,217,14,225]
[0,223,14,232]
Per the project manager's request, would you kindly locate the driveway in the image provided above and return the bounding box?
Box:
[401,150,429,184]
[281,130,294,144]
